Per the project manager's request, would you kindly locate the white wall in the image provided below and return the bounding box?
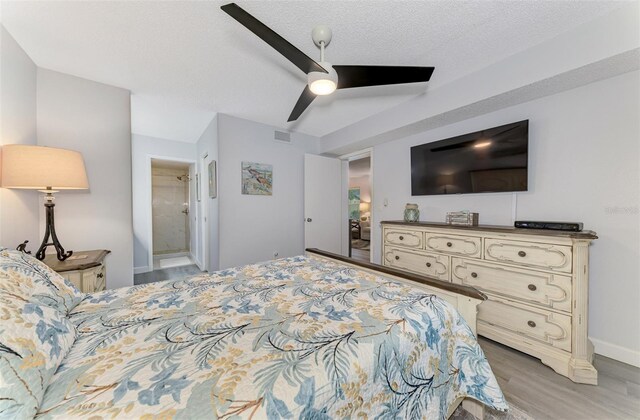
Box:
[37,69,133,288]
[195,115,219,272]
[0,25,39,248]
[217,114,320,269]
[132,133,197,273]
[371,70,640,365]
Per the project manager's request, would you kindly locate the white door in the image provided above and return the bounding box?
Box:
[200,153,209,271]
[304,154,343,254]
[189,164,197,259]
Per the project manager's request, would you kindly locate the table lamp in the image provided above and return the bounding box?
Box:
[359,201,370,219]
[1,145,89,261]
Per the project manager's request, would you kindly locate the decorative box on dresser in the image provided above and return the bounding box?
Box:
[43,249,110,293]
[381,221,598,384]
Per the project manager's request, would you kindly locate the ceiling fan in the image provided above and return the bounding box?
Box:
[221,3,435,122]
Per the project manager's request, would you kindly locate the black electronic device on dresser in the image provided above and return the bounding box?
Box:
[515,220,583,232]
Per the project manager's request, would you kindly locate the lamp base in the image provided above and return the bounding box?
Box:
[33,193,73,261]
[14,190,73,261]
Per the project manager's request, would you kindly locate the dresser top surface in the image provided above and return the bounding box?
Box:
[381,221,597,240]
[43,249,111,272]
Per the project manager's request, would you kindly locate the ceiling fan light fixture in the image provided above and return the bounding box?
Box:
[308,61,338,95]
[220,4,434,121]
[309,79,336,95]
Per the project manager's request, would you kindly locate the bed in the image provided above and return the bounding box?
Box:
[0,247,507,419]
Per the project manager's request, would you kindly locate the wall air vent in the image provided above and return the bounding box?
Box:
[274,130,291,143]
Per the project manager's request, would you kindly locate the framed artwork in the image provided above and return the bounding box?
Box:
[348,187,360,220]
[208,160,217,198]
[241,162,272,195]
[196,173,201,202]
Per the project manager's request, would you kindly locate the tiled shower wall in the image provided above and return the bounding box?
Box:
[151,165,190,255]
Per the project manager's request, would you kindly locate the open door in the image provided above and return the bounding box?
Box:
[304,154,343,254]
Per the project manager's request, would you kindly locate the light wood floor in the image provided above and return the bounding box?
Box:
[479,337,640,419]
[134,264,203,285]
[351,247,370,263]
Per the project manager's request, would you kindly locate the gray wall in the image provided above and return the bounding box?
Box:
[217,114,320,269]
[0,26,39,248]
[195,115,219,272]
[37,69,133,288]
[370,70,639,365]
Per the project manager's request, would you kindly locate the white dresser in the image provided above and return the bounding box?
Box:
[381,221,598,384]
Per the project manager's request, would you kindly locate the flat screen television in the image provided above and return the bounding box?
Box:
[410,120,529,195]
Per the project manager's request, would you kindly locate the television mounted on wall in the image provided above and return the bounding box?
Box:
[410,120,529,196]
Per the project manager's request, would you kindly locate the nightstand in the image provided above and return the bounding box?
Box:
[43,249,110,293]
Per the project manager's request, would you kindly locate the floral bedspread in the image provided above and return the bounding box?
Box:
[37,256,507,419]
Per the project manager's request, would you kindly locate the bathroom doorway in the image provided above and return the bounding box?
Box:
[151,159,194,269]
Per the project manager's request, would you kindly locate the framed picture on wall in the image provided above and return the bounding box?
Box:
[348,187,360,219]
[241,162,273,195]
[208,160,217,198]
[195,173,201,202]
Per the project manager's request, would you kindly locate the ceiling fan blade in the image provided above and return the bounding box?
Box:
[288,86,316,122]
[221,3,327,75]
[334,65,434,89]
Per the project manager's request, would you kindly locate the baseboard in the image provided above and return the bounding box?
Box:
[154,251,189,260]
[134,266,151,275]
[591,337,640,368]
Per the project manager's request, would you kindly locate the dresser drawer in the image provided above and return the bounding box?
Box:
[383,229,423,249]
[451,258,572,312]
[484,238,573,273]
[425,233,481,258]
[383,247,449,281]
[478,299,571,352]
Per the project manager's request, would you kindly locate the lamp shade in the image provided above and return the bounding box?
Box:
[1,145,89,190]
[359,201,370,212]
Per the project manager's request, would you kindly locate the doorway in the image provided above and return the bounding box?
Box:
[151,159,194,269]
[347,155,372,262]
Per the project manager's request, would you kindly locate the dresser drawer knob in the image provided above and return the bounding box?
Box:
[426,262,431,268]
[527,320,536,328]
[395,256,400,260]
[471,272,478,278]
[399,236,404,240]
[528,284,537,291]
[446,242,453,247]
[518,250,527,257]
[97,273,104,279]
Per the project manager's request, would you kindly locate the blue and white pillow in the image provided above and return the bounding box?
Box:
[0,248,84,315]
[0,293,77,419]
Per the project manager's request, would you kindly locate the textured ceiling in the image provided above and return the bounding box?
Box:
[0,1,625,142]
